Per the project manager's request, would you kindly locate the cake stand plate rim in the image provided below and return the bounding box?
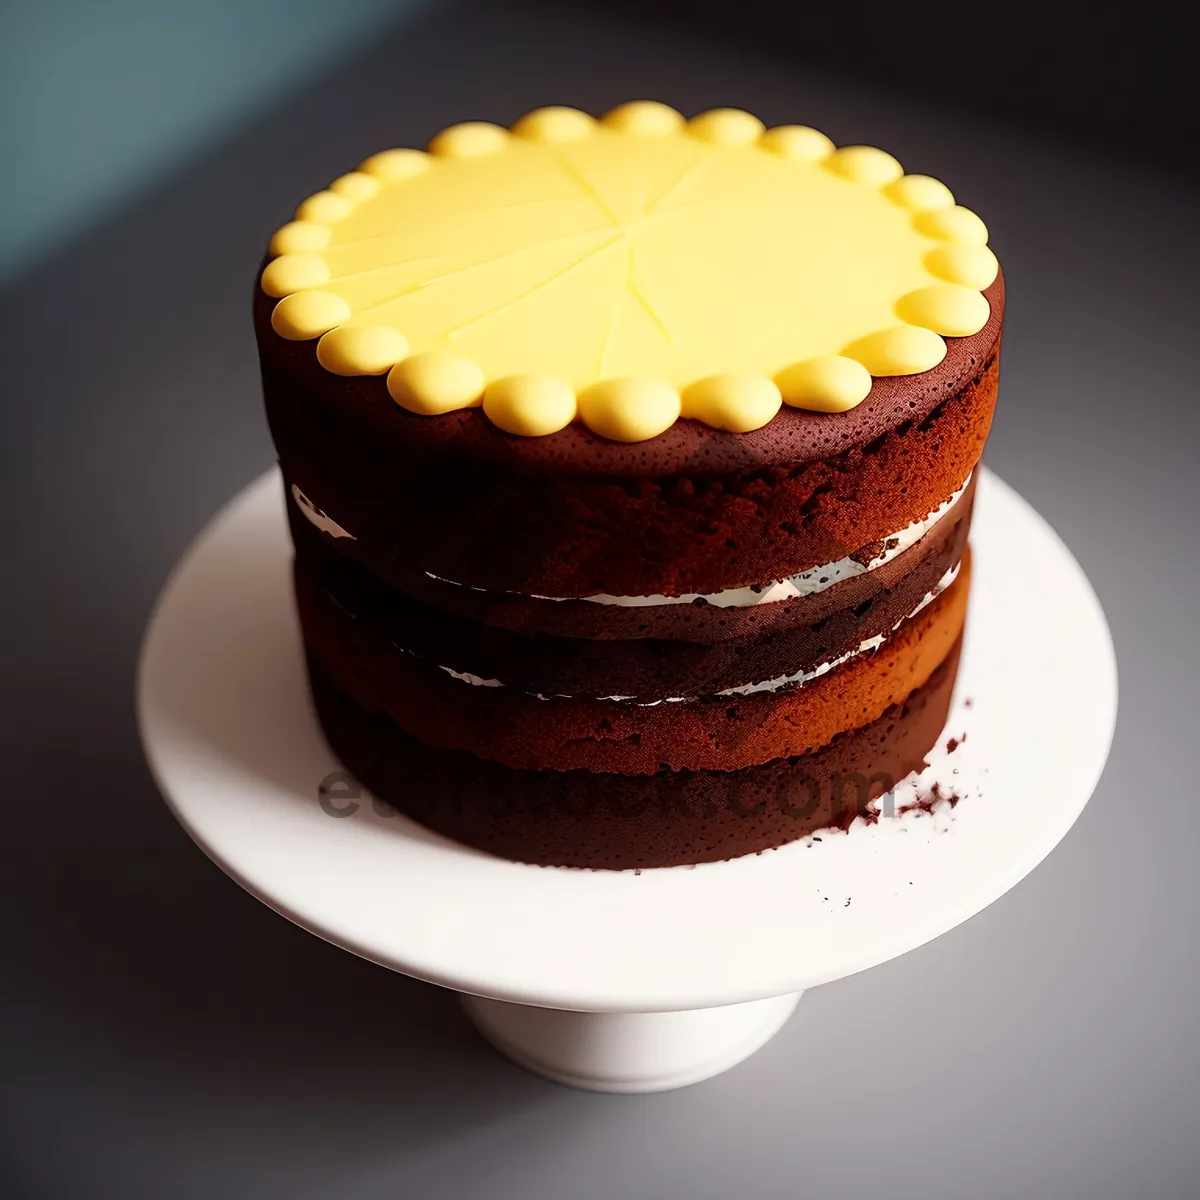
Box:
[137,465,1117,1013]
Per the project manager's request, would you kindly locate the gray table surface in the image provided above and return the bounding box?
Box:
[3,3,1198,1197]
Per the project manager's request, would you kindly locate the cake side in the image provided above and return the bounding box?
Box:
[255,103,1001,868]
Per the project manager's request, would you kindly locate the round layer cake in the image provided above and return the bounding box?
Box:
[255,102,1002,869]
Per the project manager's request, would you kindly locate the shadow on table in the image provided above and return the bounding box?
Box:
[6,705,561,1165]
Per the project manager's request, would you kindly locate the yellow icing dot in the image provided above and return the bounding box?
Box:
[825,146,904,186]
[775,356,872,413]
[601,101,684,136]
[260,253,330,297]
[316,325,409,376]
[886,174,955,212]
[482,374,577,436]
[577,379,681,442]
[925,243,999,290]
[359,148,432,181]
[843,327,947,375]
[759,125,834,161]
[915,205,989,244]
[681,374,781,432]
[513,106,596,142]
[271,291,352,340]
[269,220,331,256]
[688,109,766,147]
[388,352,486,414]
[296,190,353,223]
[896,285,990,337]
[329,171,381,202]
[429,122,510,158]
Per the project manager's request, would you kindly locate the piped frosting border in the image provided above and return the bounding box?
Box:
[263,102,998,443]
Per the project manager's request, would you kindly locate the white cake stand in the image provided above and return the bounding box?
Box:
[137,467,1116,1092]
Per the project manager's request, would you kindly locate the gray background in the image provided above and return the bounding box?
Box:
[0,0,427,282]
[3,3,1198,1197]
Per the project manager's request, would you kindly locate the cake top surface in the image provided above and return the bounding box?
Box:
[261,102,998,443]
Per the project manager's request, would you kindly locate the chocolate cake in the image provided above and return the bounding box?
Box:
[254,102,1002,868]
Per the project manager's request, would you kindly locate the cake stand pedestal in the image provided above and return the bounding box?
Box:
[138,468,1116,1093]
[460,992,802,1093]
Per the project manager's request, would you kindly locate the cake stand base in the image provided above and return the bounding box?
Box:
[461,992,802,1093]
[138,467,1116,1095]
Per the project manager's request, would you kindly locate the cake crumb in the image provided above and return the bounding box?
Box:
[897,779,964,817]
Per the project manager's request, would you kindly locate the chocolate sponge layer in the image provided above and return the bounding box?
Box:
[307,638,962,869]
[287,472,975,645]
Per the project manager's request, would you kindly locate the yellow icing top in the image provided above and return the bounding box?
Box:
[263,101,997,442]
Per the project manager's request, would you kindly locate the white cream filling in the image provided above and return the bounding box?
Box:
[434,562,960,706]
[292,485,355,540]
[439,665,503,688]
